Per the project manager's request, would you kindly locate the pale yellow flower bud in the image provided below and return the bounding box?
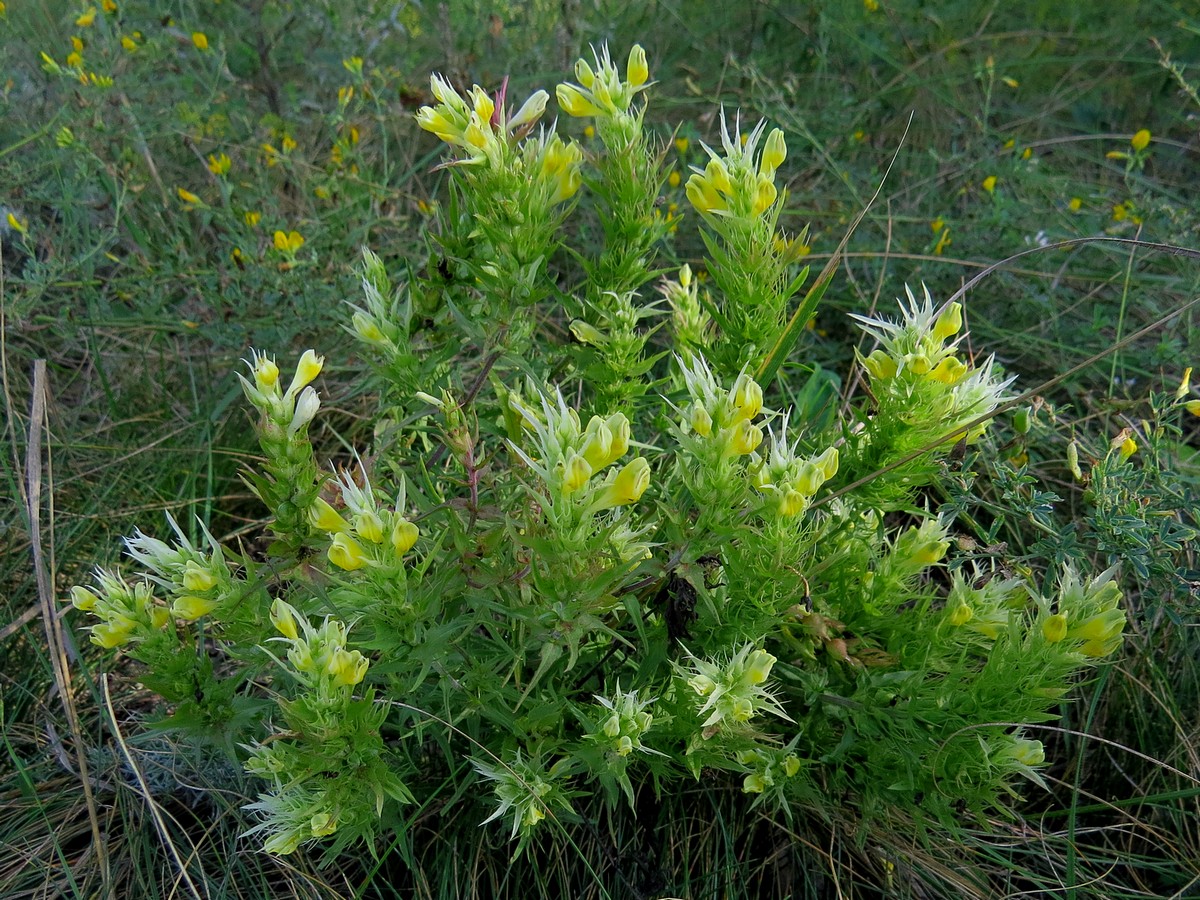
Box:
[948,603,973,626]
[172,594,218,621]
[690,404,713,437]
[796,462,824,497]
[751,176,777,215]
[254,354,280,391]
[685,174,724,213]
[815,446,839,480]
[92,617,136,648]
[602,714,621,738]
[863,349,897,381]
[270,599,300,640]
[581,419,614,470]
[932,301,963,342]
[730,373,763,422]
[626,44,649,87]
[560,453,594,496]
[760,128,787,176]
[783,755,801,777]
[905,353,931,376]
[743,649,776,685]
[1042,612,1067,643]
[308,497,348,533]
[605,413,631,460]
[508,89,549,132]
[1011,738,1045,767]
[70,585,99,611]
[470,87,495,123]
[616,735,634,756]
[574,58,595,88]
[286,350,324,399]
[391,518,419,556]
[928,356,966,385]
[704,158,732,196]
[354,510,385,544]
[328,533,369,571]
[569,319,605,346]
[727,420,763,456]
[352,311,385,344]
[181,561,217,593]
[556,83,601,117]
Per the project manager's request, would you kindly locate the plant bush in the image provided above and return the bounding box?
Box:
[66,43,1163,864]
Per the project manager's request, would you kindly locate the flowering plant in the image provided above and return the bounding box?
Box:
[68,44,1128,862]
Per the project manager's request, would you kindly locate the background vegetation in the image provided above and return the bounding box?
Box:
[2,1,1198,897]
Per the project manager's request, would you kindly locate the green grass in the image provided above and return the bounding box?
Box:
[3,1,1199,897]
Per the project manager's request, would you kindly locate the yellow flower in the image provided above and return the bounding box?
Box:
[862,349,897,381]
[6,212,27,235]
[91,617,136,648]
[1068,197,1082,212]
[327,647,369,686]
[778,489,808,517]
[730,373,763,422]
[933,227,951,255]
[273,230,305,254]
[102,0,117,11]
[308,497,347,533]
[70,585,99,611]
[76,8,96,27]
[626,44,649,88]
[1118,436,1137,461]
[66,52,84,68]
[172,595,218,621]
[270,599,300,640]
[948,602,973,626]
[560,453,594,496]
[286,349,324,396]
[667,170,681,188]
[727,420,763,456]
[207,152,231,176]
[244,210,261,227]
[72,36,84,52]
[864,0,879,10]
[598,457,651,507]
[1042,613,1067,643]
[760,128,787,176]
[177,187,203,206]
[932,301,963,341]
[328,533,369,571]
[181,561,217,593]
[583,125,595,139]
[674,136,689,154]
[1130,129,1151,152]
[556,83,602,118]
[281,133,297,153]
[981,175,997,194]
[742,649,776,685]
[121,35,138,51]
[690,404,713,437]
[192,32,208,51]
[1185,400,1200,417]
[390,518,419,556]
[354,511,384,544]
[930,216,945,233]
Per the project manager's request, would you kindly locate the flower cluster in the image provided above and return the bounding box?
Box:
[661,264,712,359]
[736,745,802,796]
[307,463,420,575]
[473,753,576,848]
[267,601,369,690]
[121,515,235,621]
[510,391,651,523]
[1039,565,1126,658]
[749,414,839,519]
[556,44,650,147]
[237,350,326,546]
[680,643,789,736]
[685,113,786,222]
[70,570,167,649]
[416,75,581,206]
[587,684,660,758]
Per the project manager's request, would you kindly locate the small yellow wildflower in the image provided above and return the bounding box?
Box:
[1130,129,1150,152]
[674,136,689,154]
[328,533,369,571]
[933,227,951,255]
[1042,613,1067,643]
[176,187,203,206]
[391,519,419,556]
[121,35,138,51]
[338,85,354,106]
[71,36,84,53]
[342,56,364,77]
[1068,197,1082,212]
[668,170,681,188]
[102,0,117,11]
[76,8,96,27]
[1184,400,1200,417]
[1118,436,1137,461]
[1021,147,1032,160]
[244,210,261,227]
[583,124,595,139]
[273,230,305,254]
[981,175,997,195]
[281,133,297,153]
[66,52,84,68]
[930,216,945,233]
[1002,76,1019,88]
[207,152,231,176]
[192,32,209,51]
[6,212,27,235]
[864,0,879,10]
